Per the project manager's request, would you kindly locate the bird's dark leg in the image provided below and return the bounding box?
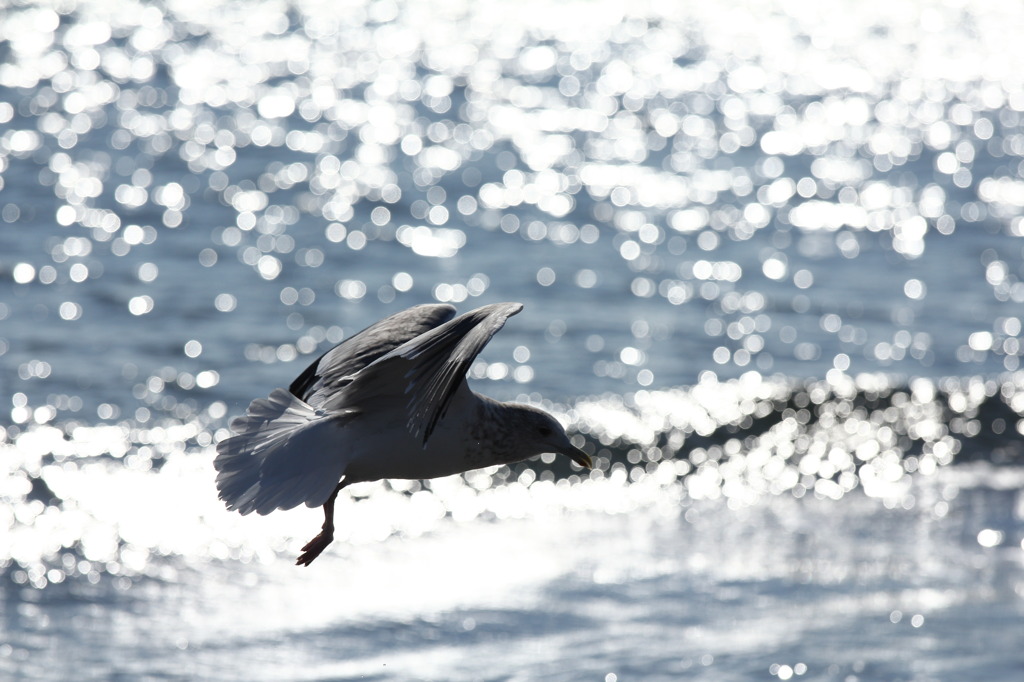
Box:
[296,483,344,566]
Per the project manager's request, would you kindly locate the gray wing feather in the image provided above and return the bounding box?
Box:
[334,302,524,443]
[290,303,456,408]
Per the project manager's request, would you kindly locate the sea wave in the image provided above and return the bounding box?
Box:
[4,370,1021,587]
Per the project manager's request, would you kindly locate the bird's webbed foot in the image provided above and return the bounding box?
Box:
[295,529,334,566]
[295,483,342,567]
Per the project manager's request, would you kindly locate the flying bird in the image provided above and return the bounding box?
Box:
[214,302,592,565]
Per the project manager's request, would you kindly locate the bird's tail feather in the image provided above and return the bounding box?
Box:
[214,388,356,515]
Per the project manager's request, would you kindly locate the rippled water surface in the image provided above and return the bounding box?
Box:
[2,0,1024,680]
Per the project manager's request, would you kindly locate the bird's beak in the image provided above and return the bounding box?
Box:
[561,445,593,470]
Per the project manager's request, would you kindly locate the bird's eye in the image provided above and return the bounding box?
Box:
[538,426,552,437]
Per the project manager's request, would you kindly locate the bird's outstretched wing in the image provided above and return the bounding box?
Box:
[290,303,456,408]
[326,302,524,443]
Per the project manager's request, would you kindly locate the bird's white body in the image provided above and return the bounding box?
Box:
[325,383,485,484]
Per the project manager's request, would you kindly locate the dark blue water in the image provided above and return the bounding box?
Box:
[2,1,1023,680]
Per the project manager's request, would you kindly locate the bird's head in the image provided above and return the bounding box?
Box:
[504,403,593,470]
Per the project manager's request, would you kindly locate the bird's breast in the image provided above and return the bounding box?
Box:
[338,412,484,483]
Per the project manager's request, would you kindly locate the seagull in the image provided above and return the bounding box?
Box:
[214,302,592,566]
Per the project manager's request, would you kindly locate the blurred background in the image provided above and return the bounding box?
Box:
[2,0,1023,679]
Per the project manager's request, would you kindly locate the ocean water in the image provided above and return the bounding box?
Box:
[2,0,1024,679]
